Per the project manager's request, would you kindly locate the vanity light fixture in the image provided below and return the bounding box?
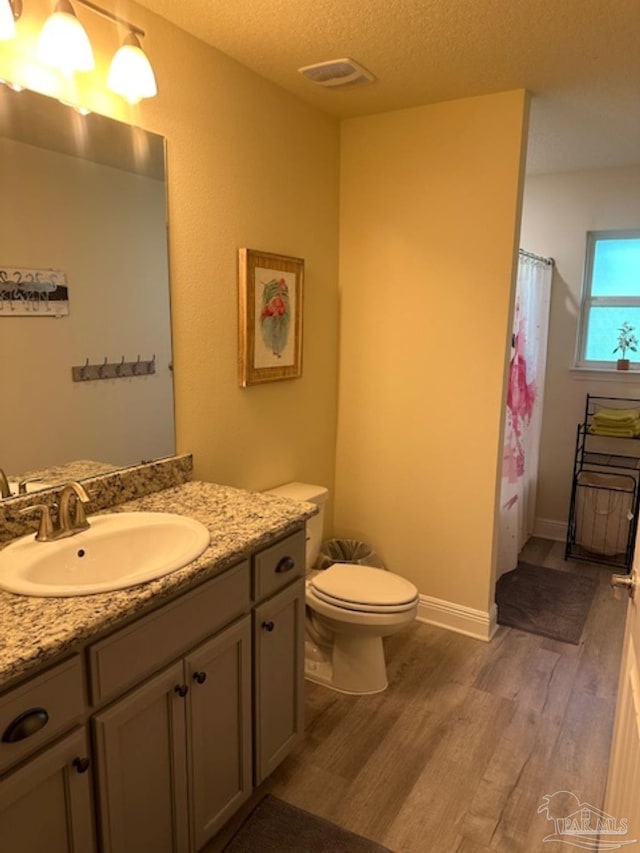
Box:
[38,0,95,75]
[0,0,21,40]
[107,32,157,104]
[37,0,157,102]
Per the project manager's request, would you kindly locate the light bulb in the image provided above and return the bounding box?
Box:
[0,0,18,40]
[107,32,157,104]
[38,0,94,76]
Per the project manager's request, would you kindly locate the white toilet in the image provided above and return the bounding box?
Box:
[265,482,419,695]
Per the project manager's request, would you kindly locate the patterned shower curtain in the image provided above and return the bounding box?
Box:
[497,251,553,578]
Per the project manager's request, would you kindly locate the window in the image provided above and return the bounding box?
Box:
[577,230,640,368]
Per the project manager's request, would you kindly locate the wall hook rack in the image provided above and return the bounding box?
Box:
[71,355,157,382]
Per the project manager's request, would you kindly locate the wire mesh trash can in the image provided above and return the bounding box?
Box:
[574,471,636,556]
[316,539,385,571]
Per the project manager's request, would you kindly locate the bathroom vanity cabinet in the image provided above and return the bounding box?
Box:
[0,527,306,853]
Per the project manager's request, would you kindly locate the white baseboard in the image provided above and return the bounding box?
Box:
[532,517,567,542]
[416,595,497,642]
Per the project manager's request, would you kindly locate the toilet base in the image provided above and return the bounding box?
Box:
[304,634,389,695]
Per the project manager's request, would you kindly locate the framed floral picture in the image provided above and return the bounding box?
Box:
[238,248,304,386]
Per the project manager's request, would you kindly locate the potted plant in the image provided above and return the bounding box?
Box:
[613,321,638,370]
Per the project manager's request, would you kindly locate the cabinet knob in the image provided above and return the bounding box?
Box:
[275,556,296,574]
[193,671,207,684]
[2,708,49,743]
[174,684,189,697]
[262,621,275,632]
[72,756,90,774]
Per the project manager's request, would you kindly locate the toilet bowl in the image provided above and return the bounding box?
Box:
[264,482,419,695]
[306,562,418,694]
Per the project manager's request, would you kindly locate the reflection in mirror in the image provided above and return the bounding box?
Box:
[0,85,175,496]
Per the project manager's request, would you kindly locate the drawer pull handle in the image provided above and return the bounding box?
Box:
[2,708,49,743]
[275,556,296,574]
[72,756,90,774]
[174,684,189,698]
[262,621,275,632]
[193,671,207,685]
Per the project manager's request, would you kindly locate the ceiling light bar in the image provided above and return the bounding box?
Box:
[36,0,157,102]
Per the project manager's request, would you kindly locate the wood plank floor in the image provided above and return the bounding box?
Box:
[214,539,629,852]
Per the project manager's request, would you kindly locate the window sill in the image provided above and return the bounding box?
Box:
[570,366,640,381]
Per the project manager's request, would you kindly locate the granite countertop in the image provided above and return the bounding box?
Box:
[0,481,316,690]
[9,459,119,484]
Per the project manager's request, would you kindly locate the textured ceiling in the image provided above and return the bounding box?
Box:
[137,0,640,174]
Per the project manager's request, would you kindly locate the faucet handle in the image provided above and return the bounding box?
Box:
[71,495,90,531]
[0,468,10,499]
[19,504,56,541]
[18,476,42,495]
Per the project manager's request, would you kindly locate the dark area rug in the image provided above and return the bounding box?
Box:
[495,562,598,644]
[223,794,392,852]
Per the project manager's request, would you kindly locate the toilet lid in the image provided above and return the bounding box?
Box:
[309,564,418,613]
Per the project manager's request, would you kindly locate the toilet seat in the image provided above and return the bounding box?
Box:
[309,563,418,614]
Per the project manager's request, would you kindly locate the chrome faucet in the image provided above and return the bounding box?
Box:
[19,481,91,542]
[0,468,10,499]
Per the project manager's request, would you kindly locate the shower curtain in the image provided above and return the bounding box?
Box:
[497,251,553,578]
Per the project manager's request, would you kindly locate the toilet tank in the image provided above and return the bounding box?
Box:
[264,482,328,570]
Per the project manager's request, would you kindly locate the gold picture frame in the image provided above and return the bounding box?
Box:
[238,248,304,387]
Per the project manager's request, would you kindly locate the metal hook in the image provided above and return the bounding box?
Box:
[81,358,90,380]
[117,355,126,377]
[99,357,108,378]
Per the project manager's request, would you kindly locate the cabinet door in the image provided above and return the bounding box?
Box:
[184,615,252,851]
[0,727,95,853]
[93,661,189,853]
[253,579,305,784]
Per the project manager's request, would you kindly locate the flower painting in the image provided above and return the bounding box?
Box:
[256,271,294,364]
[238,249,304,386]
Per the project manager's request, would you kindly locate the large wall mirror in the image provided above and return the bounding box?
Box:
[0,85,175,497]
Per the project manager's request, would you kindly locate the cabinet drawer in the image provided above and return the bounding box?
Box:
[88,561,251,706]
[0,656,84,774]
[253,529,305,602]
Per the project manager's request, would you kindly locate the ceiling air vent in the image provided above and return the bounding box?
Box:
[298,58,375,88]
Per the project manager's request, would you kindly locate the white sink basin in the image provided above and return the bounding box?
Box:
[0,512,211,597]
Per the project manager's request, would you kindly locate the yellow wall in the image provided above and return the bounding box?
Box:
[1,0,340,497]
[2,7,531,615]
[335,92,529,613]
